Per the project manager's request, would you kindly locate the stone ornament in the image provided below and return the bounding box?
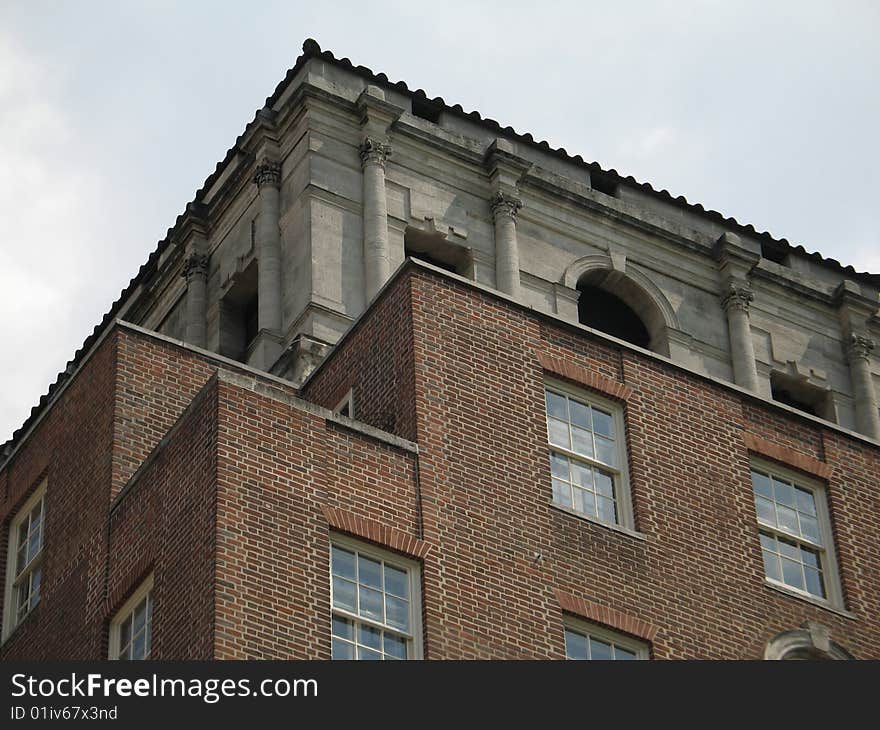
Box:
[359,137,392,169]
[720,284,754,314]
[182,253,209,281]
[253,158,282,189]
[490,191,523,222]
[846,333,875,363]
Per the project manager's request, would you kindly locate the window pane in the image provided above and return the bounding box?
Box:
[384,633,407,659]
[776,505,799,535]
[132,631,146,660]
[552,479,572,508]
[615,647,637,660]
[358,555,382,590]
[594,471,614,498]
[571,427,593,458]
[30,567,41,606]
[594,437,617,467]
[762,550,782,582]
[565,630,587,660]
[358,624,382,651]
[796,488,817,516]
[548,418,571,449]
[120,615,133,646]
[384,565,409,599]
[572,488,586,515]
[332,638,354,660]
[801,548,821,569]
[597,496,616,525]
[546,391,567,420]
[777,537,800,561]
[332,615,354,640]
[751,471,773,499]
[804,567,825,598]
[358,586,383,622]
[550,453,569,479]
[133,600,147,635]
[799,515,820,544]
[569,400,591,429]
[331,546,356,580]
[386,596,410,632]
[759,532,776,552]
[358,648,382,660]
[571,462,592,488]
[592,409,614,438]
[754,496,776,526]
[589,637,613,660]
[781,558,804,590]
[773,480,796,508]
[332,577,357,612]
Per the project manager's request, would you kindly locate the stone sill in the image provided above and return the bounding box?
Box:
[548,502,647,541]
[763,580,856,621]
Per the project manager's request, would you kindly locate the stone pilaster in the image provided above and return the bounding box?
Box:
[714,233,760,392]
[252,157,283,366]
[182,252,209,348]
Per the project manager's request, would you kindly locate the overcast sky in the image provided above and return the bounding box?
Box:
[1,0,878,442]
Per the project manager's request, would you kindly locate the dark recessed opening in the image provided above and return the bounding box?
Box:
[405,245,458,274]
[761,241,789,266]
[591,172,619,198]
[770,372,835,422]
[403,227,466,275]
[412,97,442,124]
[577,285,651,349]
[219,260,259,363]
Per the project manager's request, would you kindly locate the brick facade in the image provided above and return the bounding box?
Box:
[2,263,878,659]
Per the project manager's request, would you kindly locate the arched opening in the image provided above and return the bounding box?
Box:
[575,269,668,354]
[763,623,853,660]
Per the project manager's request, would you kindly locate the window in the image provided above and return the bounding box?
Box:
[751,463,842,606]
[330,537,422,660]
[2,482,46,640]
[564,618,647,660]
[109,575,154,660]
[545,382,632,528]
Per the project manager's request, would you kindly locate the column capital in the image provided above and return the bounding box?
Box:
[720,282,754,314]
[490,191,523,223]
[845,333,875,363]
[359,137,392,169]
[253,158,282,189]
[182,252,209,282]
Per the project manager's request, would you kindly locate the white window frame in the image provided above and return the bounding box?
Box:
[333,389,355,419]
[544,379,634,529]
[750,459,843,610]
[2,481,47,642]
[108,574,154,660]
[329,534,423,660]
[563,616,649,660]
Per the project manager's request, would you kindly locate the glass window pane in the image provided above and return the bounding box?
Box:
[331,546,356,580]
[332,577,357,612]
[30,567,41,605]
[571,461,592,488]
[548,418,570,449]
[571,427,593,458]
[580,490,596,517]
[759,532,776,552]
[386,596,410,632]
[592,409,614,438]
[358,586,383,622]
[781,558,805,590]
[751,471,773,499]
[796,488,817,516]
[594,471,614,498]
[773,480,796,508]
[546,391,567,420]
[384,634,408,659]
[590,637,613,660]
[804,567,825,598]
[572,488,586,515]
[16,543,27,575]
[358,648,382,661]
[358,624,382,650]
[615,647,637,660]
[27,530,41,564]
[552,479,572,508]
[569,400,591,429]
[801,548,821,569]
[762,550,782,582]
[133,600,147,634]
[550,452,570,479]
[799,515,820,544]
[776,505,799,535]
[565,630,587,660]
[597,496,616,525]
[384,565,409,599]
[120,615,133,645]
[594,437,617,467]
[777,537,801,561]
[332,615,354,640]
[754,496,776,526]
[358,555,382,590]
[132,631,146,660]
[332,638,354,660]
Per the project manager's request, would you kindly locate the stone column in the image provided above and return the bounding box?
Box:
[360,137,392,300]
[845,334,880,440]
[253,158,283,335]
[491,192,523,297]
[721,282,760,392]
[182,252,209,348]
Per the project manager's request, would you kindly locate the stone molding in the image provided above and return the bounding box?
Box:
[181,253,209,282]
[764,621,853,659]
[490,191,523,222]
[359,137,392,169]
[253,158,282,189]
[845,333,875,363]
[721,283,755,314]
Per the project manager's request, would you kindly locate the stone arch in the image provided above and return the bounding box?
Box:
[562,254,678,356]
[764,622,853,660]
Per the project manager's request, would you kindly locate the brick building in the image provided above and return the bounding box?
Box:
[1,40,878,660]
